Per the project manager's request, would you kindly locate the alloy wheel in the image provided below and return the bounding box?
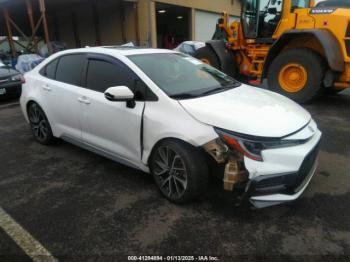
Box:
[28,104,49,141]
[153,146,188,199]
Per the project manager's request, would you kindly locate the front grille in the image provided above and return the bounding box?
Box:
[345,40,350,57]
[293,142,320,191]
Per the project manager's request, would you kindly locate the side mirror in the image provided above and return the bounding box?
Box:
[104,86,134,102]
[268,7,277,15]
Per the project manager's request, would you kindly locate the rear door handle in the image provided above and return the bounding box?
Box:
[42,84,52,91]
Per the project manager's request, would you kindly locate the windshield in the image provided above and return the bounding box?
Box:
[242,0,258,38]
[128,53,240,99]
[291,0,310,8]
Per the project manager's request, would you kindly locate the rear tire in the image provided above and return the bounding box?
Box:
[267,48,326,104]
[150,139,208,204]
[194,46,221,70]
[27,103,55,145]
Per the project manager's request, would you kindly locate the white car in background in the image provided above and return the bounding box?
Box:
[20,47,321,208]
[174,41,205,56]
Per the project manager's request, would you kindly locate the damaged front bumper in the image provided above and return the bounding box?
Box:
[245,128,321,208]
[203,121,322,209]
[246,142,319,208]
[248,163,317,208]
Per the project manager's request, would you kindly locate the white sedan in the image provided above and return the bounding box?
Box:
[20,47,321,208]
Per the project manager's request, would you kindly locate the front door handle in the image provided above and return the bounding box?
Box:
[78,96,91,105]
[42,84,52,91]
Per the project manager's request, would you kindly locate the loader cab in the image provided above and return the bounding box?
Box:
[241,0,311,41]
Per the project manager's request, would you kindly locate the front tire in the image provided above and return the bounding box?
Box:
[27,103,55,145]
[150,140,208,204]
[267,48,325,104]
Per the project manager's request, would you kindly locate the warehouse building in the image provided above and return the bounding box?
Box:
[0,0,240,58]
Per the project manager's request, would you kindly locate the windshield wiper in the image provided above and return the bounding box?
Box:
[169,93,197,99]
[170,82,240,100]
[199,84,237,96]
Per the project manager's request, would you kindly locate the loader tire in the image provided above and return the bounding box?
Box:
[194,46,221,70]
[268,48,326,104]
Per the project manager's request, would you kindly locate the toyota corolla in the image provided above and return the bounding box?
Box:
[20,47,321,208]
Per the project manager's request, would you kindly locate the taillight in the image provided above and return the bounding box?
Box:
[20,75,25,84]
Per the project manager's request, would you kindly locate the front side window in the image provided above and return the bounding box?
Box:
[55,54,85,86]
[128,53,240,99]
[86,59,135,93]
[291,0,310,10]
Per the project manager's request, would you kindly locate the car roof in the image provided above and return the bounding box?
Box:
[55,46,177,57]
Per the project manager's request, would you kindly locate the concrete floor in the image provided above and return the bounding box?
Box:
[0,91,349,261]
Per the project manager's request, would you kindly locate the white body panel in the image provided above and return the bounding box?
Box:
[42,80,83,140]
[141,98,218,165]
[179,85,311,137]
[20,47,322,208]
[245,125,321,179]
[78,88,145,166]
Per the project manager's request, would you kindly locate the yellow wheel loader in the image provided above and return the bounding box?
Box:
[193,0,350,103]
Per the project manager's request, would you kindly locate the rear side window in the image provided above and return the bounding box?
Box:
[86,59,135,93]
[56,54,85,86]
[40,59,58,79]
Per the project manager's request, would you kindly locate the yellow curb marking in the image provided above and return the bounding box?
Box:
[0,207,58,262]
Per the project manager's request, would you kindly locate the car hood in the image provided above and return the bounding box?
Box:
[178,85,311,138]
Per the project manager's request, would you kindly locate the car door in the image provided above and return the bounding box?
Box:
[79,54,145,166]
[39,54,86,140]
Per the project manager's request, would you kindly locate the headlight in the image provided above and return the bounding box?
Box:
[215,128,307,162]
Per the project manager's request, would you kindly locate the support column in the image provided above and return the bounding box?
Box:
[120,2,126,43]
[134,2,140,46]
[3,9,16,58]
[150,1,157,48]
[53,13,60,41]
[190,8,195,41]
[38,0,52,55]
[25,0,38,53]
[91,0,101,46]
[71,12,81,48]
